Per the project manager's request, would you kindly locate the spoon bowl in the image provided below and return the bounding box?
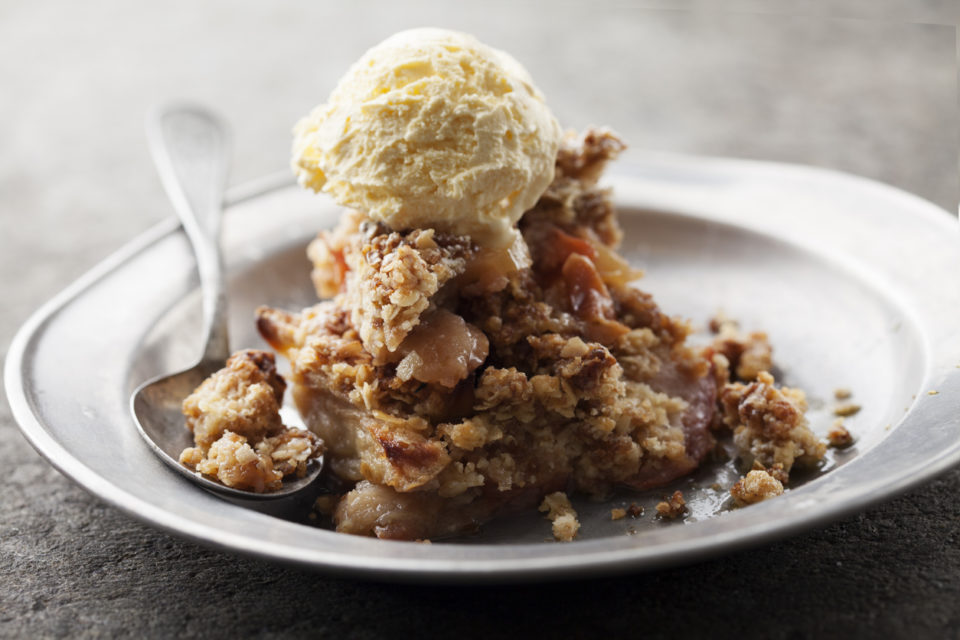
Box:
[130,105,323,501]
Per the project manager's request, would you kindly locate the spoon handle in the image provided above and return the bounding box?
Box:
[146,105,231,364]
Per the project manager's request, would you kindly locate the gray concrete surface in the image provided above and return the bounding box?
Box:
[2,2,958,637]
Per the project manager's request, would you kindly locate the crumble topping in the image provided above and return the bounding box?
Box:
[708,313,773,382]
[178,350,322,492]
[718,371,826,480]
[754,460,789,484]
[308,219,477,361]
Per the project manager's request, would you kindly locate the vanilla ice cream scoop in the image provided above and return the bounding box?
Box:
[292,28,562,247]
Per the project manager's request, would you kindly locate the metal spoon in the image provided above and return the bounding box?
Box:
[130,104,322,502]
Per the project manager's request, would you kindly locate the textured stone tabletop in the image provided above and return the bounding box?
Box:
[2,2,958,637]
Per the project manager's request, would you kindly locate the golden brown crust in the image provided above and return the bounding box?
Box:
[181,350,286,450]
[719,371,826,478]
[179,350,322,492]
[708,313,773,382]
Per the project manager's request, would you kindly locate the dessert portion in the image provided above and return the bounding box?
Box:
[259,126,724,539]
[178,28,828,535]
[178,350,322,492]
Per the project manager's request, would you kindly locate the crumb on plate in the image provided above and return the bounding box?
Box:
[827,420,854,448]
[539,492,580,542]
[834,403,861,417]
[719,371,825,481]
[655,490,686,519]
[730,469,785,506]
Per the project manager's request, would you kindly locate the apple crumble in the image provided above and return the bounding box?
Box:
[250,128,737,538]
[177,128,827,535]
[176,29,829,537]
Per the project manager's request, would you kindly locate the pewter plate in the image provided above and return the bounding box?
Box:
[6,157,960,582]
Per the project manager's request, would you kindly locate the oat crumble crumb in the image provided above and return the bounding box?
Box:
[539,492,580,542]
[719,371,825,478]
[708,313,773,382]
[655,490,686,519]
[610,508,627,521]
[178,351,322,493]
[834,403,861,417]
[766,462,789,484]
[730,469,784,506]
[827,420,854,448]
[627,503,644,518]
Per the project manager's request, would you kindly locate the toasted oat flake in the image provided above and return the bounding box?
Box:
[834,387,852,400]
[833,403,862,417]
